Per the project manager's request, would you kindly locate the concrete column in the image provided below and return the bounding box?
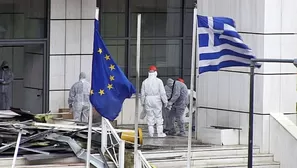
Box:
[49,0,96,113]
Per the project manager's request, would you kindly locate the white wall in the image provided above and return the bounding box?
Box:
[195,0,297,153]
[49,0,96,112]
[270,113,297,168]
[116,96,146,125]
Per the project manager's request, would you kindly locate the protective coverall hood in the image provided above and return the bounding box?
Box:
[166,78,174,87]
[1,61,9,69]
[79,72,87,80]
[148,71,157,78]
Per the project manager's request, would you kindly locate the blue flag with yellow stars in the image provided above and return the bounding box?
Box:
[90,19,136,121]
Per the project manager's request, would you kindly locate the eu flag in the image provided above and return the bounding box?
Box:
[90,20,136,121]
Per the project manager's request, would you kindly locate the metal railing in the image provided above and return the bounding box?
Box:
[101,118,125,168]
[135,150,152,168]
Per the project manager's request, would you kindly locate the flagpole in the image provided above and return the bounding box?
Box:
[134,13,141,168]
[187,4,197,168]
[195,4,200,140]
[86,7,99,168]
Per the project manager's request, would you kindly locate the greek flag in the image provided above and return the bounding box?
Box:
[197,15,259,74]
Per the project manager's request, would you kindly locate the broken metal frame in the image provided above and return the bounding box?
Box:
[8,128,54,168]
[101,118,125,168]
[23,153,75,161]
[16,146,50,155]
[0,129,53,153]
[32,122,134,133]
[45,133,106,168]
[11,128,23,168]
[1,143,50,155]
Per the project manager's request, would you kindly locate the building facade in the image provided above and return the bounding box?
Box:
[49,0,197,113]
[195,0,297,153]
[0,0,49,113]
[49,0,96,113]
[0,0,196,114]
[1,0,297,149]
[49,0,297,166]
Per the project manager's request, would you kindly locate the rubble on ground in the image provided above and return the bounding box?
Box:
[0,108,131,168]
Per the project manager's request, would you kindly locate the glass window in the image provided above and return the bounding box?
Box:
[184,9,193,37]
[129,39,182,85]
[98,0,197,87]
[183,39,193,88]
[100,0,126,38]
[101,13,126,37]
[185,0,196,9]
[101,0,126,12]
[0,0,48,39]
[130,0,183,37]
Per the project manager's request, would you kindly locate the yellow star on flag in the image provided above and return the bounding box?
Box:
[99,89,105,96]
[110,75,115,81]
[98,48,102,54]
[104,55,110,60]
[90,90,94,95]
[109,64,115,71]
[107,84,113,90]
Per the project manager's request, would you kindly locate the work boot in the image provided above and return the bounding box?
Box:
[157,125,165,137]
[157,133,167,138]
[148,125,154,137]
[177,132,186,137]
[167,130,176,136]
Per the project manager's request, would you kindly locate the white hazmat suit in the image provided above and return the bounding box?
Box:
[141,71,168,137]
[68,72,91,123]
[0,61,13,110]
[166,78,188,136]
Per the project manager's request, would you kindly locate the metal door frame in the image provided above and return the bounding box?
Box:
[0,39,49,113]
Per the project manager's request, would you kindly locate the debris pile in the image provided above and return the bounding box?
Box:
[0,108,114,167]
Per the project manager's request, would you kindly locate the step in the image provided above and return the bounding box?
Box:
[199,127,240,145]
[194,161,280,168]
[0,156,115,167]
[0,156,83,166]
[2,163,86,168]
[142,146,260,159]
[150,161,279,168]
[149,154,274,168]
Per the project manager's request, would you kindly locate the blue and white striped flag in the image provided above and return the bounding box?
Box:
[197,15,260,74]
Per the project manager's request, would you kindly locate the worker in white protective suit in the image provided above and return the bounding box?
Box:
[141,65,168,137]
[165,78,188,136]
[0,61,13,110]
[68,72,91,123]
